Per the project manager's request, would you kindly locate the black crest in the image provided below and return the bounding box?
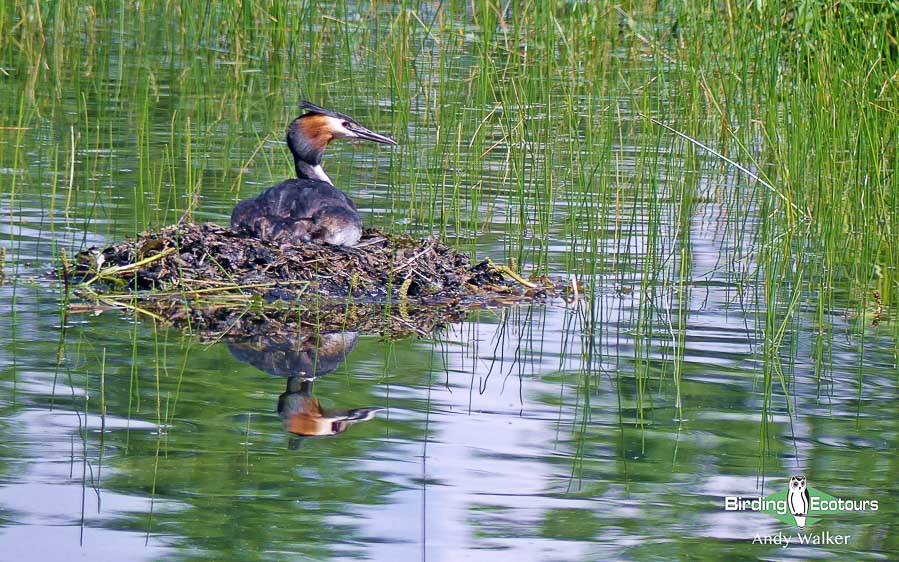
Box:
[299,100,360,126]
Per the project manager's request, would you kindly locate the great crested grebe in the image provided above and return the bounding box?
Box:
[231,101,397,247]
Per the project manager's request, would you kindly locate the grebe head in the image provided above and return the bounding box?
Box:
[287,101,397,183]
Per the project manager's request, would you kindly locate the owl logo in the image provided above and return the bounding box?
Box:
[788,475,811,528]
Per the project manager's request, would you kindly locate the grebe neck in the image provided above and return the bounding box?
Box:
[295,161,332,184]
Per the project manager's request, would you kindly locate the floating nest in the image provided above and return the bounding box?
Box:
[60,222,559,333]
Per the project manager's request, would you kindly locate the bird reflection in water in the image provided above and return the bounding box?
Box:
[226,331,381,449]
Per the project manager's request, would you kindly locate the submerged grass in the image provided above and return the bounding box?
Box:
[0,0,897,461]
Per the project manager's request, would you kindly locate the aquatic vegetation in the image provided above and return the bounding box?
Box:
[0,1,897,559]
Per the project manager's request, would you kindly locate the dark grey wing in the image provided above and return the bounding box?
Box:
[231,194,269,230]
[269,180,317,219]
[803,488,810,512]
[230,179,360,245]
[333,186,357,210]
[297,182,357,214]
[232,180,293,228]
[231,180,318,242]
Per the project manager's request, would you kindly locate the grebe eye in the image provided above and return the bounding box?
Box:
[342,121,352,129]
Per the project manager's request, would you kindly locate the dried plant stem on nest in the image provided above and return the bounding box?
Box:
[484,258,539,289]
[82,247,178,287]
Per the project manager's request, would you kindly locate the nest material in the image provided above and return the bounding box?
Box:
[65,222,552,306]
[106,299,473,339]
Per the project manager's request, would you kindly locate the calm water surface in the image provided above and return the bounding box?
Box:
[1,4,897,561]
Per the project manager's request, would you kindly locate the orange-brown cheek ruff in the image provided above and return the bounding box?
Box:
[296,115,335,153]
